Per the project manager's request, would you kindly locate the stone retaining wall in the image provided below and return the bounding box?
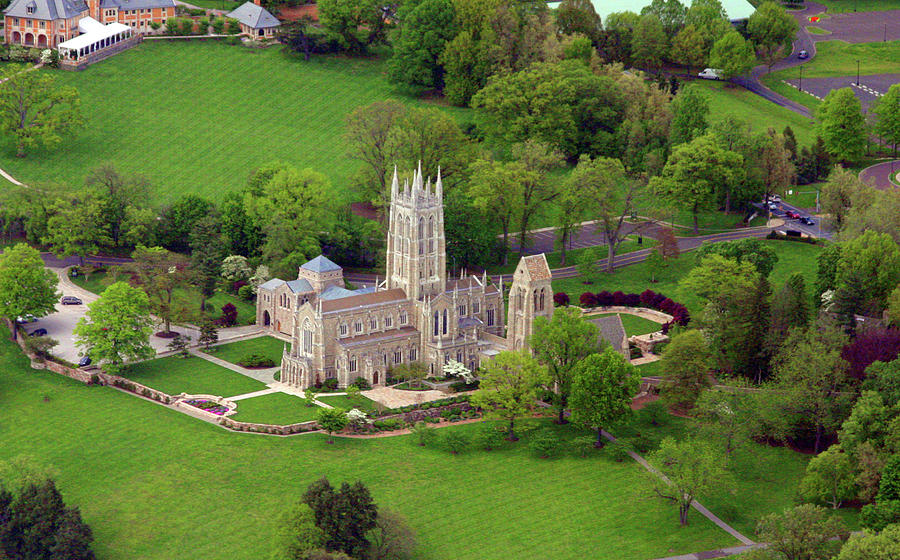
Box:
[219,417,318,435]
[582,306,673,323]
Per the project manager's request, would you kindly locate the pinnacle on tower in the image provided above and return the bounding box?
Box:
[391,165,399,199]
[436,166,443,199]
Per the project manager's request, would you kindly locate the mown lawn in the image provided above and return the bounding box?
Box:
[230,391,321,424]
[593,313,662,336]
[317,394,379,413]
[688,81,817,145]
[205,335,285,366]
[0,41,467,203]
[0,338,737,560]
[488,236,656,275]
[818,0,900,13]
[122,354,266,396]
[71,270,257,325]
[782,40,900,78]
[553,239,823,315]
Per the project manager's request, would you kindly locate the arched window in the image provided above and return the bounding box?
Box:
[339,323,348,336]
[533,290,539,310]
[302,320,313,355]
[418,217,425,255]
[433,311,439,336]
[442,309,448,335]
[539,288,546,311]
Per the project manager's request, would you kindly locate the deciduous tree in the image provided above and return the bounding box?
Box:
[316,0,387,53]
[302,477,378,558]
[189,216,224,314]
[836,523,900,560]
[670,24,707,72]
[84,165,150,248]
[816,88,868,163]
[73,281,154,373]
[708,30,756,79]
[570,347,640,446]
[0,243,58,341]
[366,509,417,560]
[531,306,602,424]
[274,502,326,560]
[650,437,730,525]
[747,1,798,72]
[0,64,83,158]
[873,83,900,155]
[800,445,857,509]
[388,0,457,92]
[632,13,668,73]
[316,408,348,444]
[471,350,550,441]
[755,504,846,560]
[659,329,712,410]
[125,246,189,335]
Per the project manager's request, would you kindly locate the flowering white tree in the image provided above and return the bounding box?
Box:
[249,265,271,294]
[443,360,474,383]
[221,255,252,281]
[346,408,369,430]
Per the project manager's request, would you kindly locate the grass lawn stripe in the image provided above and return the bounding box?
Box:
[122,354,266,395]
[205,335,286,367]
[230,391,320,424]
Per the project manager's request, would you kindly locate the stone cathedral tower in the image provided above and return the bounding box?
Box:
[506,254,554,351]
[385,163,447,301]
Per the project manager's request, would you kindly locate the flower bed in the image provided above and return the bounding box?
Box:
[185,399,230,416]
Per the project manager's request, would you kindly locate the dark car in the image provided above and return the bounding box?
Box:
[78,356,92,367]
[798,50,809,59]
[29,328,48,337]
[786,211,801,219]
[800,217,815,226]
[60,296,83,305]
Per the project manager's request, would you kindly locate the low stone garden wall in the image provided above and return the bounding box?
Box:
[219,417,319,435]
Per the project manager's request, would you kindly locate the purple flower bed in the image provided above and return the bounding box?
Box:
[186,399,230,416]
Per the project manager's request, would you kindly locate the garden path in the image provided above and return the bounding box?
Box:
[363,386,453,408]
[228,387,278,401]
[190,348,279,384]
[600,429,756,547]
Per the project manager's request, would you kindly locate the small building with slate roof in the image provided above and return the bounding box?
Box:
[226,0,279,39]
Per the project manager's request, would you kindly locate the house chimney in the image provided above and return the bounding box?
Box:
[253,0,260,5]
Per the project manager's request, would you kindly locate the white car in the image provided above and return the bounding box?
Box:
[698,68,724,80]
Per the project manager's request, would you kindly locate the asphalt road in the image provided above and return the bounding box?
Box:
[860,160,900,190]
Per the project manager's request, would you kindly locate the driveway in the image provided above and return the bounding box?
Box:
[808,9,900,43]
[860,160,900,190]
[782,74,899,110]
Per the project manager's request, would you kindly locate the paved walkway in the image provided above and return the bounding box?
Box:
[600,429,756,547]
[362,386,449,408]
[228,388,277,401]
[651,544,765,560]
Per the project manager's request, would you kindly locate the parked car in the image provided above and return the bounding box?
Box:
[29,328,48,337]
[800,217,815,226]
[78,356,92,367]
[15,314,37,324]
[768,203,779,211]
[798,50,809,59]
[60,296,83,305]
[768,194,782,203]
[698,68,723,80]
[786,211,801,219]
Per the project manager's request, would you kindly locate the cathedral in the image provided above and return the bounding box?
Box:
[255,164,553,389]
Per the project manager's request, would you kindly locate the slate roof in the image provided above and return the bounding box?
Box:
[319,284,376,301]
[4,0,87,21]
[300,255,341,274]
[286,278,313,293]
[226,1,280,29]
[522,254,552,281]
[590,315,628,356]
[321,288,408,313]
[458,316,483,329]
[100,0,174,10]
[258,278,286,291]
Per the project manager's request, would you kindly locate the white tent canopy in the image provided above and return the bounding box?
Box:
[58,17,133,60]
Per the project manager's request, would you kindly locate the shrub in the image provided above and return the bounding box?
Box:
[373,418,403,431]
[150,21,161,30]
[579,292,597,307]
[595,291,614,306]
[605,439,634,462]
[351,377,372,390]
[624,293,641,307]
[860,500,900,531]
[238,284,255,301]
[639,401,669,426]
[410,421,437,446]
[572,436,597,457]
[237,353,275,368]
[443,430,469,454]
[640,289,657,307]
[322,378,339,391]
[219,303,238,326]
[226,17,241,34]
[449,380,479,393]
[612,291,626,306]
[211,17,225,34]
[165,17,180,35]
[179,17,194,35]
[530,431,560,459]
[198,17,209,31]
[473,424,504,450]
[554,292,570,306]
[630,433,656,453]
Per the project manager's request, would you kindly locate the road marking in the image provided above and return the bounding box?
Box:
[851,82,884,97]
[781,80,822,100]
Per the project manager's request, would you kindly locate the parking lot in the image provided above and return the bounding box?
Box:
[782,73,900,111]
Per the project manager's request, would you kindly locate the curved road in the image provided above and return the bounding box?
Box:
[859,160,900,190]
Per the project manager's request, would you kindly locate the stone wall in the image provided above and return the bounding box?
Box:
[219,417,318,435]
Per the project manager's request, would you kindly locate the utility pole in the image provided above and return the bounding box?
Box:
[857,60,860,86]
[799,65,803,92]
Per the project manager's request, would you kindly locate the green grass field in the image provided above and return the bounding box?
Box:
[782,40,900,78]
[71,270,257,325]
[805,25,832,35]
[205,335,285,366]
[230,391,321,424]
[122,354,266,396]
[488,236,656,275]
[553,240,823,315]
[689,81,817,145]
[0,338,740,560]
[317,394,379,413]
[818,0,900,12]
[593,313,662,336]
[0,41,466,203]
[782,184,823,210]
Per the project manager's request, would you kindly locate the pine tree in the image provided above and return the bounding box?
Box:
[770,273,810,344]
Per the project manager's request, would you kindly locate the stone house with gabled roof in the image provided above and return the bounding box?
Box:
[3,0,173,48]
[226,0,279,39]
[258,163,552,390]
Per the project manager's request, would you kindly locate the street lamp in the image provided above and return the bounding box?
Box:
[857,60,860,86]
[799,65,803,92]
